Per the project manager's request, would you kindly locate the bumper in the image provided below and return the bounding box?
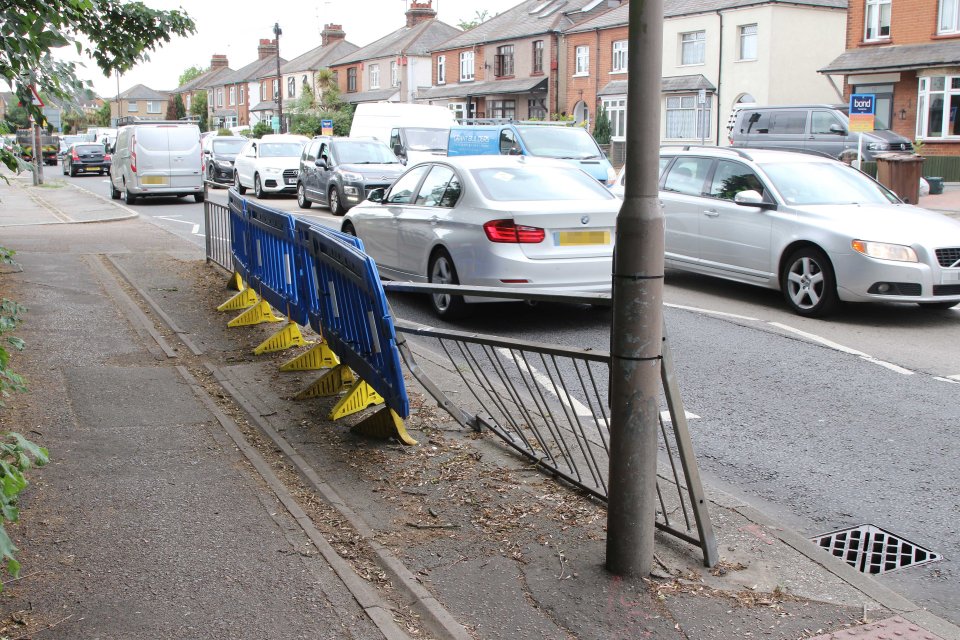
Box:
[73,164,111,173]
[833,251,960,304]
[456,244,613,298]
[260,173,298,193]
[210,165,234,184]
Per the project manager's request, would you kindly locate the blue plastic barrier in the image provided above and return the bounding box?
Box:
[227,188,251,282]
[304,224,409,418]
[245,201,307,326]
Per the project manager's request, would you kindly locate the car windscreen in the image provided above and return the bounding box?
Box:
[404,128,448,151]
[471,165,615,201]
[74,145,104,154]
[760,161,900,205]
[259,142,304,158]
[336,141,400,164]
[213,139,245,154]
[514,126,603,159]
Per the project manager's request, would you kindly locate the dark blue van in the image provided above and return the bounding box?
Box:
[447,122,616,187]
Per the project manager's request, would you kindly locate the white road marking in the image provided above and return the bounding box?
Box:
[767,322,868,356]
[665,302,759,322]
[156,215,201,234]
[934,376,960,384]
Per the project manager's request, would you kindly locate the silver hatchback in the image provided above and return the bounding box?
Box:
[653,147,960,316]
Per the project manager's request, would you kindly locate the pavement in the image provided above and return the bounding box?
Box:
[0,169,958,640]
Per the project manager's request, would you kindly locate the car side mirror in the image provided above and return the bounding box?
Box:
[829,123,846,135]
[315,158,328,169]
[393,143,403,157]
[367,188,385,203]
[734,190,771,208]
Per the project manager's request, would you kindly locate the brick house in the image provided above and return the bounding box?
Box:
[208,39,286,130]
[280,25,358,109]
[171,54,233,121]
[820,0,960,156]
[111,84,170,124]
[419,0,623,120]
[563,0,846,156]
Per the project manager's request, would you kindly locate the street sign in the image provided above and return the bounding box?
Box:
[321,119,333,136]
[271,115,280,133]
[849,93,875,132]
[29,85,43,107]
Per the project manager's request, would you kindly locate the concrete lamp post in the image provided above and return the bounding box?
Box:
[273,22,283,134]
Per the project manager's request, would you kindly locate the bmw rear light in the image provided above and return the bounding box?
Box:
[483,219,545,244]
[71,149,79,160]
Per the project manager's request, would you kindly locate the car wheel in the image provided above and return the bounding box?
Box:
[341,222,356,236]
[69,166,76,177]
[328,187,344,215]
[254,173,264,199]
[207,164,215,182]
[61,162,67,176]
[110,180,121,200]
[297,183,311,209]
[428,249,468,319]
[781,247,838,317]
[918,301,958,310]
[194,192,205,203]
[235,172,246,195]
[124,181,137,205]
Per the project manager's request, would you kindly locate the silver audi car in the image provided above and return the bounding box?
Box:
[650,147,960,317]
[341,155,621,318]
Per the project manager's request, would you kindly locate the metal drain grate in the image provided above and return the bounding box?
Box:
[812,525,941,575]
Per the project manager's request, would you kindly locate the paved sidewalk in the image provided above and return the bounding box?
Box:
[0,173,136,225]
[0,170,957,639]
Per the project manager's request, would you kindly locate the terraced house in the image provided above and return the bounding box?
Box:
[170,54,233,122]
[280,25,358,109]
[206,39,286,131]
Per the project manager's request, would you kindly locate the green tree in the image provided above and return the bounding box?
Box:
[0,0,195,172]
[457,9,491,30]
[94,101,111,127]
[593,103,612,145]
[251,122,272,138]
[178,65,204,87]
[173,94,186,120]
[190,91,208,132]
[4,103,30,130]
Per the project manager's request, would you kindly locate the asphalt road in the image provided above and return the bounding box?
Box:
[62,170,960,622]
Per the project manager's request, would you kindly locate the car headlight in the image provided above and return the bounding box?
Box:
[866,142,890,151]
[341,171,364,182]
[263,166,283,173]
[851,240,918,262]
[216,160,232,168]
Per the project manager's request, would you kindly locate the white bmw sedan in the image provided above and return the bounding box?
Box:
[341,155,621,318]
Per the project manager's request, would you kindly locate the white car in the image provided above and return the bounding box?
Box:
[342,155,621,318]
[233,134,307,198]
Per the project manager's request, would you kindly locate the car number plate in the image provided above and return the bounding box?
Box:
[285,177,296,185]
[555,230,610,246]
[141,176,168,185]
[941,270,960,284]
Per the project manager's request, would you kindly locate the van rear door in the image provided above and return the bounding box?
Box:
[166,126,202,189]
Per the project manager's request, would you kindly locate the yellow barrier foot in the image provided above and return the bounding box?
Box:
[217,287,258,312]
[253,322,312,355]
[228,272,244,291]
[279,340,340,371]
[351,407,417,445]
[227,300,284,327]
[294,364,354,400]
[329,379,384,420]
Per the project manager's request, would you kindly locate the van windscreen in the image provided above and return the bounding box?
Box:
[514,126,602,159]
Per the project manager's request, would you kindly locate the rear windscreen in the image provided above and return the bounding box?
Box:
[135,127,199,151]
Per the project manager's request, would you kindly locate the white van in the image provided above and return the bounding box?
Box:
[109,122,203,204]
[349,103,456,165]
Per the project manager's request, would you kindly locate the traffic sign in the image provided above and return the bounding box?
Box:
[29,85,44,107]
[849,94,875,132]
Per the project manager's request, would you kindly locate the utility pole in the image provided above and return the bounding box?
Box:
[274,22,284,134]
[605,0,665,577]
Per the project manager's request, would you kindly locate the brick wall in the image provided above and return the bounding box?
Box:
[847,0,958,47]
[563,25,628,119]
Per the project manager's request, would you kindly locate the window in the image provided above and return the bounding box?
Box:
[490,99,516,119]
[940,0,960,33]
[663,157,712,196]
[460,51,474,81]
[612,40,628,73]
[370,64,380,89]
[811,110,845,134]
[664,95,710,139]
[681,31,705,65]
[602,98,627,139]
[260,83,266,101]
[216,89,224,108]
[239,86,244,105]
[533,40,544,73]
[437,56,446,84]
[738,25,757,61]
[495,44,515,77]
[917,76,960,138]
[127,101,138,112]
[287,77,295,98]
[448,102,466,120]
[386,165,430,204]
[146,101,162,114]
[272,79,279,100]
[415,166,459,207]
[865,0,891,40]
[499,129,519,154]
[575,46,589,75]
[391,61,399,87]
[708,161,765,200]
[229,86,236,105]
[528,98,547,120]
[347,67,357,92]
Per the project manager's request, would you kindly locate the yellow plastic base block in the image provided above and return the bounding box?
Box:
[228,272,244,291]
[351,407,417,445]
[294,364,354,400]
[279,340,340,371]
[329,379,384,420]
[227,300,284,327]
[253,322,312,355]
[217,287,257,312]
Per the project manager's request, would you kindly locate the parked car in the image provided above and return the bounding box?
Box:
[61,142,111,176]
[654,147,960,316]
[729,105,913,161]
[233,134,307,198]
[58,134,88,161]
[203,135,246,185]
[297,136,404,214]
[341,155,621,318]
[109,121,204,204]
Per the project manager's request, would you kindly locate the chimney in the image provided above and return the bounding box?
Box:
[321,24,346,46]
[210,54,229,69]
[257,38,278,60]
[405,0,436,27]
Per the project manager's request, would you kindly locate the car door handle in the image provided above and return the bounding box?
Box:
[430,215,439,225]
[703,209,720,217]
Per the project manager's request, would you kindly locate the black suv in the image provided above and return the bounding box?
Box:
[203,135,246,185]
[296,136,404,215]
[61,142,111,177]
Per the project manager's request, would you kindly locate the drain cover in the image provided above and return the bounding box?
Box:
[812,525,941,574]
